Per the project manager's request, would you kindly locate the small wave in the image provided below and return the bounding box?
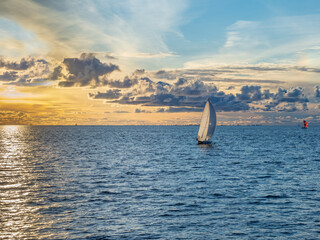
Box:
[257,175,272,179]
[99,190,120,195]
[231,232,247,236]
[264,194,288,199]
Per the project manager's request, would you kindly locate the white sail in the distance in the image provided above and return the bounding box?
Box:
[197,99,217,142]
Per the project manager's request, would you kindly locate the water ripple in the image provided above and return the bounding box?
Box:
[1,125,320,239]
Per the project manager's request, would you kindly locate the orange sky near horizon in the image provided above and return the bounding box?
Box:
[1,1,320,126]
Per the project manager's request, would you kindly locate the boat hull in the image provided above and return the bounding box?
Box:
[197,140,212,145]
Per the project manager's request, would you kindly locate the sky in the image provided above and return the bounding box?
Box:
[1,0,320,125]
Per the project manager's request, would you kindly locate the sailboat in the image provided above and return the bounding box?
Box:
[197,98,217,144]
[302,120,308,129]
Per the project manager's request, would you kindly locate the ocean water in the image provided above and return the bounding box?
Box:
[0,125,320,239]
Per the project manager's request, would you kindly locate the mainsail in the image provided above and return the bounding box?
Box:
[197,99,217,142]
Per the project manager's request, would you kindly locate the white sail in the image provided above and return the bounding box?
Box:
[197,99,217,142]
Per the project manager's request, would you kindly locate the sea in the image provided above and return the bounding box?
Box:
[0,125,320,239]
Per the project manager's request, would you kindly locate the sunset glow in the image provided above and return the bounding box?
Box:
[1,0,320,125]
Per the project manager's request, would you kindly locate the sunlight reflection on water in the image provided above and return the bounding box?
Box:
[0,126,63,239]
[0,126,30,238]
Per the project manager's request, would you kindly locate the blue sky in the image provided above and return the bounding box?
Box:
[1,0,320,125]
[1,0,320,69]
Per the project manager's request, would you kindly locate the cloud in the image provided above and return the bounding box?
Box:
[184,15,320,68]
[315,86,320,98]
[209,78,285,84]
[0,71,19,81]
[236,86,265,102]
[99,76,252,112]
[0,57,51,86]
[91,70,312,113]
[175,77,187,86]
[104,76,138,88]
[227,65,288,72]
[119,52,176,58]
[0,58,38,70]
[264,87,309,111]
[277,104,298,112]
[105,52,117,60]
[302,102,308,111]
[295,67,320,73]
[154,69,179,80]
[133,69,145,75]
[211,93,250,112]
[49,66,63,80]
[0,0,186,59]
[5,77,48,86]
[89,89,122,100]
[151,67,288,86]
[273,87,308,103]
[113,110,129,113]
[135,108,151,113]
[161,107,202,112]
[0,110,28,124]
[55,53,120,87]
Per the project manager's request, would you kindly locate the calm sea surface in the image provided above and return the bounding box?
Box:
[0,125,320,239]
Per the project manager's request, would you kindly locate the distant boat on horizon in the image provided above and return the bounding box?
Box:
[302,120,308,129]
[197,99,217,144]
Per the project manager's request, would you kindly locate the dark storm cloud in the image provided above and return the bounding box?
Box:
[272,87,308,103]
[89,89,122,99]
[0,58,37,70]
[236,85,268,102]
[264,87,309,111]
[94,79,311,112]
[156,81,170,92]
[171,80,216,96]
[49,66,63,80]
[0,71,18,81]
[87,64,312,113]
[104,76,138,88]
[105,77,251,112]
[175,78,187,86]
[211,93,250,112]
[57,53,120,87]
